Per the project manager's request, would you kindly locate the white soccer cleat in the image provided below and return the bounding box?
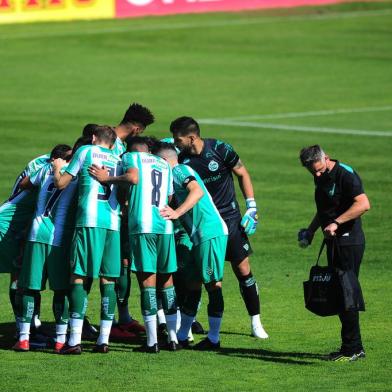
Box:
[251,323,269,339]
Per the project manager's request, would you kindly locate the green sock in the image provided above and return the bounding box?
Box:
[100,283,116,321]
[116,264,130,306]
[52,291,69,325]
[69,283,88,320]
[21,291,35,324]
[160,286,177,315]
[141,287,157,316]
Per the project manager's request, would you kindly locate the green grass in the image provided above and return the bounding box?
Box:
[1,1,392,391]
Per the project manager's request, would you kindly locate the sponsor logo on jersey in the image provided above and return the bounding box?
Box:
[243,243,249,251]
[328,183,336,197]
[206,267,213,276]
[183,158,190,164]
[208,160,219,172]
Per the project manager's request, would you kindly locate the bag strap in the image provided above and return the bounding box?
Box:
[315,240,326,266]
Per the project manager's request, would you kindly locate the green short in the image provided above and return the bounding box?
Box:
[17,241,70,291]
[0,230,20,274]
[70,227,121,279]
[175,231,193,278]
[186,235,227,284]
[130,233,177,274]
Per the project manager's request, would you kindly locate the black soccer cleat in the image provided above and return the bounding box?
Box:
[327,350,365,362]
[167,341,182,352]
[177,339,192,350]
[82,316,99,340]
[134,343,160,354]
[192,337,220,351]
[92,344,109,354]
[60,343,82,355]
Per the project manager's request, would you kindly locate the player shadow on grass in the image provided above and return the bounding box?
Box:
[216,347,325,365]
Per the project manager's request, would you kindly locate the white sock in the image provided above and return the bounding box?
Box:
[251,314,261,328]
[143,315,157,347]
[96,320,113,345]
[68,318,84,346]
[118,305,132,324]
[56,324,68,344]
[157,308,166,325]
[33,315,41,328]
[176,309,181,332]
[19,322,30,342]
[177,313,194,341]
[207,316,222,344]
[165,313,178,343]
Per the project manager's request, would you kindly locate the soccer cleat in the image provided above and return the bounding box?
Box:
[134,343,160,354]
[12,340,29,352]
[60,344,82,355]
[110,325,137,340]
[167,341,181,352]
[54,342,65,354]
[92,344,109,354]
[177,339,192,350]
[120,319,146,334]
[327,350,365,362]
[191,320,206,335]
[251,324,269,339]
[157,323,168,341]
[193,337,220,351]
[82,316,99,340]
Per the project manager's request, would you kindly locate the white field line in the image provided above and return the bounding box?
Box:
[198,119,392,137]
[1,8,392,40]
[204,105,392,121]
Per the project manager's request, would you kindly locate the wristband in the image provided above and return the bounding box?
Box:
[333,220,340,226]
[246,198,257,209]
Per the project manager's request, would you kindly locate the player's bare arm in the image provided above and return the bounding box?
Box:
[52,158,73,189]
[88,165,138,185]
[160,180,204,220]
[324,193,370,237]
[231,159,255,200]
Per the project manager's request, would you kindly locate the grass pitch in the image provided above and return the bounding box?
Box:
[0,2,392,391]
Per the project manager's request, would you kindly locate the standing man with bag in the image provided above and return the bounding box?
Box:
[298,145,370,362]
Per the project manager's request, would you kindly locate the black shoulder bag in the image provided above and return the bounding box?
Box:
[303,240,343,316]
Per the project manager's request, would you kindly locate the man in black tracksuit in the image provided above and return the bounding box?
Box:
[299,145,370,362]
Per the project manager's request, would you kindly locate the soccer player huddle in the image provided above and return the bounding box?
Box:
[0,103,268,354]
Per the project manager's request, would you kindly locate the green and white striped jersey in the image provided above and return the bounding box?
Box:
[0,189,36,236]
[66,145,121,231]
[28,163,78,246]
[173,164,228,246]
[112,137,126,158]
[0,153,50,236]
[123,152,174,234]
[9,153,50,201]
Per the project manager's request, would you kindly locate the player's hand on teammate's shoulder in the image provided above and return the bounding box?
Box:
[160,205,179,220]
[241,198,258,236]
[52,158,67,171]
[88,164,109,183]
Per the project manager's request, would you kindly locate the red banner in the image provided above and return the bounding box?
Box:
[115,0,346,18]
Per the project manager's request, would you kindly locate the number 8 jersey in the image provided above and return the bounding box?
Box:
[28,163,78,246]
[66,145,122,231]
[123,152,174,235]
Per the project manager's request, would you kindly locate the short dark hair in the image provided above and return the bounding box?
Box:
[126,136,158,152]
[120,103,155,128]
[170,116,200,136]
[94,125,117,147]
[299,145,326,167]
[72,136,92,155]
[82,123,99,138]
[151,141,177,156]
[50,144,72,161]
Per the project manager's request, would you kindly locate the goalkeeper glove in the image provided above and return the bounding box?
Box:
[297,228,314,248]
[241,198,258,236]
